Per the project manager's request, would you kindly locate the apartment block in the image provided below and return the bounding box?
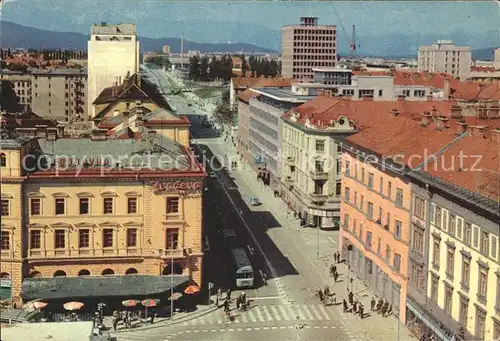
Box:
[31,68,87,122]
[87,22,140,118]
[282,17,337,82]
[0,71,32,112]
[418,40,471,79]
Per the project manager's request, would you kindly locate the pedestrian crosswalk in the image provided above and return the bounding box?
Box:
[182,304,333,326]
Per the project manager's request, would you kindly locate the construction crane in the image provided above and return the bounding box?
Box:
[329,3,360,59]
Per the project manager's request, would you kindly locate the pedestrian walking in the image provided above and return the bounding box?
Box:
[342,299,348,312]
[318,289,324,302]
[261,269,268,285]
[324,285,330,297]
[371,297,376,311]
[348,291,354,305]
[236,297,241,310]
[333,271,339,283]
[227,289,231,301]
[376,297,383,312]
[352,301,358,314]
[330,264,335,277]
[386,304,392,316]
[359,304,364,319]
[332,293,337,305]
[332,265,337,274]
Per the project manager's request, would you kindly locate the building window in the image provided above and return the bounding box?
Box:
[386,212,391,229]
[464,222,472,245]
[315,140,325,152]
[385,244,391,262]
[55,198,65,215]
[127,197,137,214]
[473,226,479,248]
[393,253,401,272]
[395,188,403,206]
[54,229,65,249]
[387,181,392,199]
[79,198,89,215]
[444,286,453,315]
[30,231,41,249]
[166,229,179,249]
[395,220,402,238]
[449,214,456,236]
[360,195,364,211]
[344,187,350,202]
[431,276,439,302]
[103,198,113,214]
[379,177,384,194]
[166,197,179,214]
[0,200,9,216]
[127,229,137,247]
[103,229,113,248]
[412,226,424,255]
[414,196,425,219]
[377,237,381,254]
[336,182,342,196]
[475,309,486,340]
[496,275,500,310]
[366,231,372,249]
[379,89,383,97]
[480,231,489,255]
[367,202,374,219]
[361,168,365,183]
[378,207,383,221]
[433,240,440,267]
[459,298,468,327]
[367,173,374,188]
[446,248,454,277]
[30,198,41,215]
[354,191,358,206]
[462,257,470,288]
[0,153,6,167]
[79,229,90,248]
[435,207,442,228]
[1,231,10,250]
[343,213,349,228]
[478,268,488,300]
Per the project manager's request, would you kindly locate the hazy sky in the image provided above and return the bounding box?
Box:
[2,0,499,37]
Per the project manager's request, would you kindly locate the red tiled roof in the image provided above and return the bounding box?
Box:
[352,70,390,76]
[283,96,457,130]
[237,77,294,103]
[451,81,500,101]
[231,76,265,89]
[238,89,260,103]
[392,71,461,89]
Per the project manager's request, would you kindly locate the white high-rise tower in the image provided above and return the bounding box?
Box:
[87,22,140,118]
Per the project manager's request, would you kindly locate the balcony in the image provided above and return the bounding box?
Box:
[410,248,425,265]
[285,157,295,166]
[310,170,329,181]
[309,192,329,202]
[160,248,187,259]
[283,176,294,185]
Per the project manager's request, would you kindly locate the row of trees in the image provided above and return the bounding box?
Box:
[149,55,172,69]
[187,55,282,82]
[212,90,234,126]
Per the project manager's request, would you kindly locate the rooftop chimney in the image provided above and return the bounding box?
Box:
[397,95,405,102]
[46,128,58,141]
[426,95,433,102]
[136,107,144,127]
[391,108,399,118]
[450,105,462,119]
[421,112,432,127]
[443,79,451,99]
[456,121,468,135]
[436,116,449,130]
[431,106,438,117]
[91,129,108,141]
[56,124,65,137]
[35,124,47,138]
[478,106,488,119]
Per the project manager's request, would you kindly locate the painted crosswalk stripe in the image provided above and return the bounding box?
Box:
[200,318,206,324]
[216,317,223,324]
[262,306,273,321]
[240,314,248,323]
[309,305,323,320]
[254,306,265,322]
[318,304,332,320]
[270,306,281,321]
[279,305,290,320]
[290,305,306,320]
[247,309,257,322]
[302,305,315,320]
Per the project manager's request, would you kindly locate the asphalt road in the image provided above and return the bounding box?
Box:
[114,67,351,341]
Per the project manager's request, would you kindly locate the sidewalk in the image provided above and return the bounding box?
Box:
[232,164,416,341]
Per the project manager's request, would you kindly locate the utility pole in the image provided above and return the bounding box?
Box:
[180,33,184,69]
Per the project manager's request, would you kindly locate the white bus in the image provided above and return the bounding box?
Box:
[230,248,254,288]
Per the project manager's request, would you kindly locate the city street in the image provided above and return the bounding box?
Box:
[111,67,416,341]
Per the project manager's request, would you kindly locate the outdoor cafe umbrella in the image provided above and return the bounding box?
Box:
[170,292,183,300]
[22,299,47,313]
[33,301,48,309]
[141,298,160,318]
[184,285,200,295]
[63,301,84,311]
[122,299,141,307]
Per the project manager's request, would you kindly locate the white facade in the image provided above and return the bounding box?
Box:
[495,48,500,70]
[87,23,140,118]
[418,40,471,80]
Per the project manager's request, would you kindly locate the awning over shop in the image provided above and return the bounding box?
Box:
[21,275,190,301]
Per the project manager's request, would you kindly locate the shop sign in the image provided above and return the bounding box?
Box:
[0,279,11,288]
[151,180,202,192]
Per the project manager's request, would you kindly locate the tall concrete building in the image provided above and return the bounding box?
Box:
[494,48,500,70]
[87,23,140,118]
[282,17,337,82]
[418,40,471,80]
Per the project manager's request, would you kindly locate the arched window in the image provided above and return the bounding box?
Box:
[125,268,138,275]
[78,269,91,276]
[53,270,67,277]
[29,271,42,278]
[0,153,6,167]
[173,263,183,275]
[102,268,114,276]
[0,272,10,278]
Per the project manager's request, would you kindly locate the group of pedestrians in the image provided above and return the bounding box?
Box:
[370,297,393,317]
[216,287,250,321]
[317,285,336,306]
[342,291,365,318]
[329,263,340,282]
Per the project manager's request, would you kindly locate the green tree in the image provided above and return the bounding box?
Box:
[0,81,22,113]
[248,55,257,77]
[188,55,200,80]
[213,101,234,126]
[199,56,210,81]
[269,60,279,77]
[241,55,248,77]
[221,89,230,104]
[278,60,282,76]
[209,55,220,80]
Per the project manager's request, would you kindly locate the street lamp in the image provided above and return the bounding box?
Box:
[316,201,328,261]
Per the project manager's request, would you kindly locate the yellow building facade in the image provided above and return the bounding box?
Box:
[0,131,205,303]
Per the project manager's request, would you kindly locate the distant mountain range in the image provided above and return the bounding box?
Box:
[0,21,498,60]
[0,21,278,54]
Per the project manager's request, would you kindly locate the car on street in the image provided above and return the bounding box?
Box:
[250,197,260,206]
[209,171,216,178]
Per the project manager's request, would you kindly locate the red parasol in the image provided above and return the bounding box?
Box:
[184,285,200,295]
[122,299,141,307]
[141,298,160,307]
[63,301,84,311]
